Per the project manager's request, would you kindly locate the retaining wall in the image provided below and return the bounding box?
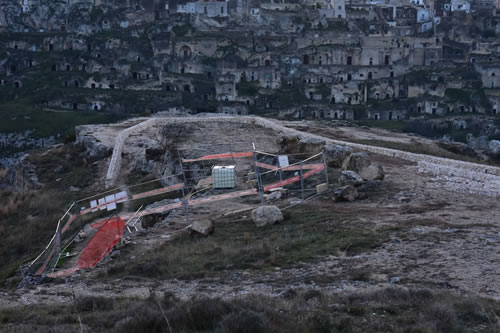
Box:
[104,118,155,188]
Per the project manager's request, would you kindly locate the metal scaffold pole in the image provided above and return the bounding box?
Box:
[52,219,62,273]
[229,143,235,164]
[253,151,264,205]
[177,150,187,186]
[322,150,329,185]
[181,187,190,225]
[300,161,304,202]
[277,155,283,182]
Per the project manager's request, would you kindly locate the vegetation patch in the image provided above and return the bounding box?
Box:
[1,287,498,332]
[103,205,386,280]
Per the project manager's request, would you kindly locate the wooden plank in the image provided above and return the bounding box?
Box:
[46,267,79,278]
[187,189,257,207]
[256,162,324,171]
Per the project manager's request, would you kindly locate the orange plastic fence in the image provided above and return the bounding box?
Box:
[77,216,125,269]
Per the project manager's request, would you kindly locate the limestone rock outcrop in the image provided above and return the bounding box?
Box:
[0,154,40,191]
[251,205,283,227]
[191,219,215,236]
[324,144,353,168]
[75,126,112,160]
[342,152,385,181]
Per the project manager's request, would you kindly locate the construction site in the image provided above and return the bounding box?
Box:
[1,115,500,332]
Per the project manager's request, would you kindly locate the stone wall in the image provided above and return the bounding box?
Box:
[104,118,155,188]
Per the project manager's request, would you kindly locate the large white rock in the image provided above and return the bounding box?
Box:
[191,219,214,236]
[488,140,500,158]
[251,205,283,227]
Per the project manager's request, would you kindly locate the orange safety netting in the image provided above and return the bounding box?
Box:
[77,216,125,269]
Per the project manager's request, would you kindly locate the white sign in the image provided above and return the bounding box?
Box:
[116,191,128,203]
[90,200,98,212]
[278,155,289,167]
[98,198,106,211]
[105,195,116,211]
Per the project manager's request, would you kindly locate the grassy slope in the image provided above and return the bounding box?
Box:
[102,205,387,281]
[0,144,98,286]
[0,102,122,138]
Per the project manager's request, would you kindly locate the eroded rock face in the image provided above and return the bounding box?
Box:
[277,133,300,153]
[298,137,326,153]
[324,144,353,168]
[342,152,385,181]
[487,140,500,159]
[333,185,359,202]
[0,154,40,191]
[251,205,283,227]
[277,134,325,154]
[75,126,112,160]
[191,219,214,236]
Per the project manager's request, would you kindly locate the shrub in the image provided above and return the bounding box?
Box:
[168,297,233,331]
[75,296,114,312]
[348,267,372,281]
[306,312,335,333]
[216,309,270,333]
[114,304,164,333]
[426,303,460,332]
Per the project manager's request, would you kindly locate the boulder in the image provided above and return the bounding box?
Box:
[487,140,500,159]
[277,133,300,153]
[342,152,384,181]
[316,183,329,194]
[191,219,214,236]
[298,137,326,153]
[251,205,283,227]
[264,191,282,201]
[338,170,365,186]
[74,232,88,243]
[333,185,359,202]
[357,180,383,193]
[324,144,352,168]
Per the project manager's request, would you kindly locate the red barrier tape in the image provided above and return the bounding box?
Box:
[263,165,324,192]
